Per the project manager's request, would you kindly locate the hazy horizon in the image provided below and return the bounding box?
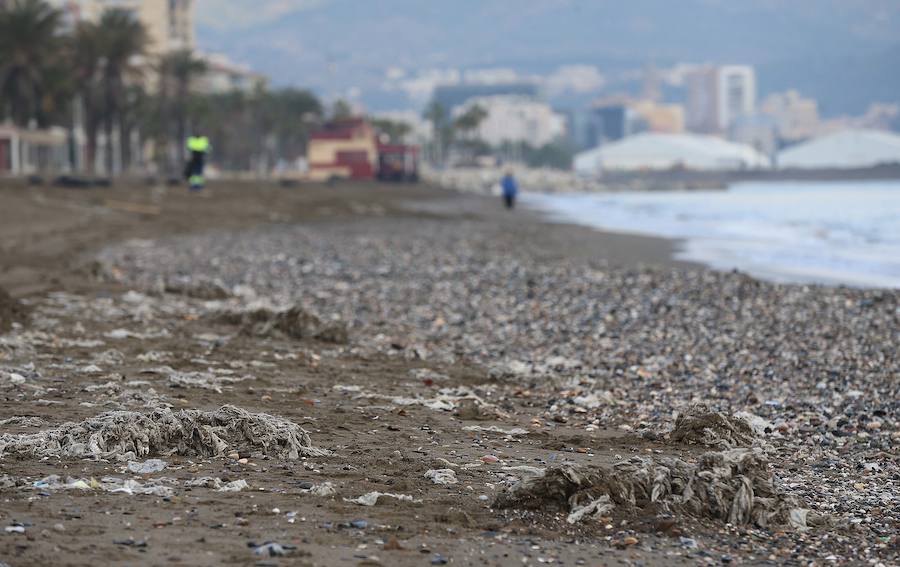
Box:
[194,0,900,114]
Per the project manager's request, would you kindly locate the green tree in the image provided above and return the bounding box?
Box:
[331,98,354,120]
[453,103,487,141]
[94,8,148,175]
[158,48,207,168]
[423,100,452,165]
[71,20,104,173]
[0,0,63,126]
[370,118,411,144]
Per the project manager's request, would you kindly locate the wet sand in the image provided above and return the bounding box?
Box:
[0,179,689,297]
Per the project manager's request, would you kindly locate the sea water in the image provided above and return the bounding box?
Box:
[525,180,900,288]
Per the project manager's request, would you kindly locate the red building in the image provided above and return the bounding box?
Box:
[307,119,378,181]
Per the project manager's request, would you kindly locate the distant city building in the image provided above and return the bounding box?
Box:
[686,65,756,134]
[730,114,778,156]
[631,101,686,134]
[760,90,820,142]
[195,53,267,94]
[52,0,194,53]
[457,95,566,147]
[433,83,538,113]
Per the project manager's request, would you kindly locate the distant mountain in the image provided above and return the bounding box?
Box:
[196,0,900,114]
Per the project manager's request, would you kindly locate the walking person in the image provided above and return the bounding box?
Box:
[184,135,210,191]
[501,170,518,209]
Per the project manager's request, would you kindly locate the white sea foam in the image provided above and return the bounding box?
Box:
[526,180,900,288]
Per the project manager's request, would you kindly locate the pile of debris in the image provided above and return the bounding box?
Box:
[218,305,348,344]
[495,448,824,530]
[669,404,759,448]
[0,405,330,461]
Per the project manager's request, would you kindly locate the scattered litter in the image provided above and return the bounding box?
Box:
[566,495,614,524]
[300,481,336,497]
[31,475,174,497]
[425,469,458,485]
[344,492,420,506]
[251,541,296,557]
[127,459,168,474]
[462,425,528,436]
[184,477,249,492]
[105,328,170,340]
[0,416,45,427]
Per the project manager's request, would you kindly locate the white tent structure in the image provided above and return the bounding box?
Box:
[574,133,770,175]
[777,129,900,169]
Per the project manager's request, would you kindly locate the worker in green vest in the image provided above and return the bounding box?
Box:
[184,135,210,191]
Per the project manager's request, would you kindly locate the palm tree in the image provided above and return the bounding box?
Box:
[71,20,103,173]
[94,8,148,175]
[454,103,487,141]
[158,49,207,169]
[423,100,452,165]
[0,0,62,126]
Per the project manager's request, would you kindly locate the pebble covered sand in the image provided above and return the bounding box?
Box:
[1,183,897,565]
[97,215,899,563]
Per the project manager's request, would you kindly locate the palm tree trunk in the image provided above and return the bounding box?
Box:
[85,115,98,175]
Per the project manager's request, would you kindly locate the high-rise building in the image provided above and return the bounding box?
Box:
[456,95,566,147]
[761,90,820,142]
[632,101,686,134]
[51,0,194,54]
[586,99,648,146]
[686,65,756,134]
[717,65,756,133]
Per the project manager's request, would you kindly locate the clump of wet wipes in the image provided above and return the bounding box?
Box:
[495,448,825,530]
[0,404,330,461]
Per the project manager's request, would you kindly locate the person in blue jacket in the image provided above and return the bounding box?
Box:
[501,170,518,209]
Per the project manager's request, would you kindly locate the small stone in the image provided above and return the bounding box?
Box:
[383,537,404,551]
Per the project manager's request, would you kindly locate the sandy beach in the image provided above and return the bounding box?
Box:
[1,180,897,566]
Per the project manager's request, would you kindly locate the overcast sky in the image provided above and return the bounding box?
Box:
[195,0,327,30]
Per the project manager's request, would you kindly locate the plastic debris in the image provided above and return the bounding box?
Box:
[301,481,336,497]
[250,541,296,557]
[127,459,168,474]
[344,492,419,506]
[425,469,458,485]
[185,477,250,492]
[566,495,614,524]
[462,425,528,436]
